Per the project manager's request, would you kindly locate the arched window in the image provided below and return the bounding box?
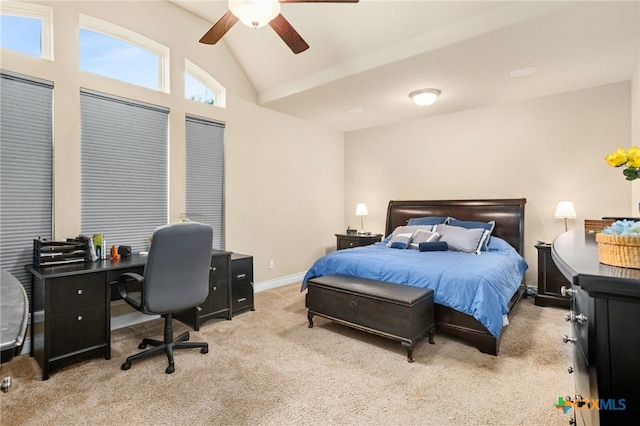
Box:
[185,59,226,108]
[79,15,169,93]
[0,1,53,59]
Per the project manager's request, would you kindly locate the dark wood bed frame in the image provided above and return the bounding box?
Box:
[385,198,527,355]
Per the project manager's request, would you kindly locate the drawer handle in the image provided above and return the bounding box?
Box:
[560,286,576,296]
[236,273,246,280]
[77,315,83,321]
[211,267,217,272]
[568,366,574,374]
[348,299,357,311]
[575,314,587,324]
[237,298,246,303]
[562,335,577,344]
[212,286,217,291]
[77,289,83,295]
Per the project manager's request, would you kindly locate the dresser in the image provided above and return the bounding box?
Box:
[230,253,254,315]
[535,243,570,307]
[552,230,640,425]
[335,233,383,250]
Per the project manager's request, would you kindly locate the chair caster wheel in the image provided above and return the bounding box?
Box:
[121,362,131,370]
[166,364,175,374]
[201,347,208,354]
[138,343,147,349]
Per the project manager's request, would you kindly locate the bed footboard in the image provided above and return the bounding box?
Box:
[435,284,526,355]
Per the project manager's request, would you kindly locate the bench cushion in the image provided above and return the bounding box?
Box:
[307,274,433,306]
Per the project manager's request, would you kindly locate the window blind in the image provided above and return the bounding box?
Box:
[80,89,168,253]
[0,71,53,297]
[185,114,225,249]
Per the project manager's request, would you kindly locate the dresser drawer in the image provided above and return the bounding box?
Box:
[49,274,106,314]
[49,305,106,357]
[572,286,593,358]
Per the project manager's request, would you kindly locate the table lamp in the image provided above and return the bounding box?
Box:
[555,201,577,232]
[355,203,368,234]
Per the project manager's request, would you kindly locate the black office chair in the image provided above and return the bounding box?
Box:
[118,222,213,374]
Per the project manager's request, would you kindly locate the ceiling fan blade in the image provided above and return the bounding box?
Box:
[269,14,309,54]
[199,11,239,45]
[279,1,359,3]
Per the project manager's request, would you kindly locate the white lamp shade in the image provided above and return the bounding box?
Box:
[554,201,577,219]
[355,203,368,216]
[228,0,281,28]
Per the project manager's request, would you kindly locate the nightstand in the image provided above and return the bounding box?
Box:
[335,233,383,250]
[534,243,570,308]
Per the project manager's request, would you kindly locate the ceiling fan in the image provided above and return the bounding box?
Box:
[199,0,359,54]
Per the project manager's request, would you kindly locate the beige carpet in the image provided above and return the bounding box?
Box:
[1,283,573,425]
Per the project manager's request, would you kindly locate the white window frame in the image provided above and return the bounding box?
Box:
[79,14,170,93]
[0,0,54,60]
[185,59,226,108]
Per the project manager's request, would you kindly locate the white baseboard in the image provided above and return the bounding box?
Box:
[18,272,306,356]
[254,272,305,293]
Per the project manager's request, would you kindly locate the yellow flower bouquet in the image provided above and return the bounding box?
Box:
[605,146,640,180]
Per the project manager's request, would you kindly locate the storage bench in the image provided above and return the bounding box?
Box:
[306,274,435,362]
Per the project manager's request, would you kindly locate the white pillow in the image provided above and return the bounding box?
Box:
[435,224,487,254]
[409,230,440,249]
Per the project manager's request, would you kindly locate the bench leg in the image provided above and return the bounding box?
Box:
[307,311,314,328]
[401,342,414,363]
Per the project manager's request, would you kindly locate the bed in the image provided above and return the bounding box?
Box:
[302,198,528,355]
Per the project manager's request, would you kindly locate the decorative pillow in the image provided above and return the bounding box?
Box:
[384,225,435,246]
[447,218,495,251]
[409,230,440,249]
[388,232,413,249]
[407,216,447,226]
[434,224,488,254]
[419,241,448,252]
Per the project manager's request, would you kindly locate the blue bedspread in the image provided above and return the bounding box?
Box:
[302,236,528,337]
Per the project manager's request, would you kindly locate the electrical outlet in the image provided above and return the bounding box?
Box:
[269,260,274,270]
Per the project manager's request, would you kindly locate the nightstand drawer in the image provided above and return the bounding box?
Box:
[335,234,383,250]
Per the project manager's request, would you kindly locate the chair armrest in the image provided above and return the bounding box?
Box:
[117,272,144,310]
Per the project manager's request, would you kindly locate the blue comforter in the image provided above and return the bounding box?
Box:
[302,236,528,337]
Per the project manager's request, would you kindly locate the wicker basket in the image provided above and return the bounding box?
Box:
[596,233,640,269]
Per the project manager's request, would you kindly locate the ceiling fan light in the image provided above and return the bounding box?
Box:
[409,89,440,106]
[229,0,281,29]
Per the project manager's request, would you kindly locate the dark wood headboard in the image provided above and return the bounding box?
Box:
[385,199,526,255]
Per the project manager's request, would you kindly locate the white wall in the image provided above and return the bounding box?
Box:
[344,82,632,285]
[632,60,640,211]
[1,0,344,284]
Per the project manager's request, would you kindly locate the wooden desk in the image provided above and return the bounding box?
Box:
[26,250,230,380]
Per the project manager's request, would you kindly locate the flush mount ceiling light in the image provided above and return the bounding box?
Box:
[509,67,537,78]
[228,0,281,29]
[409,89,440,106]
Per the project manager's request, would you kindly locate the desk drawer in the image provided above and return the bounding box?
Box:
[50,275,106,314]
[49,305,106,357]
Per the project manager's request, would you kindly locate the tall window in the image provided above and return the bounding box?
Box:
[0,1,53,59]
[0,71,53,297]
[79,15,169,92]
[185,115,225,249]
[185,59,226,108]
[80,89,168,252]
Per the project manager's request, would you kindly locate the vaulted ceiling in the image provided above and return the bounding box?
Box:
[172,1,640,132]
